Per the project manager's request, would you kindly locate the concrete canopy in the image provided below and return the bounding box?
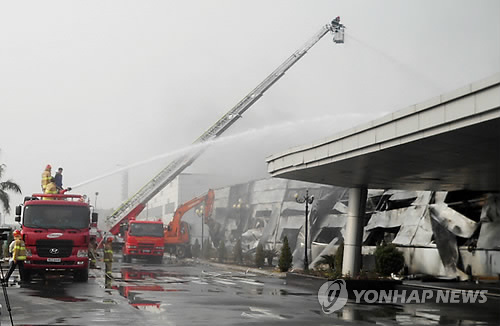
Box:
[267,73,500,192]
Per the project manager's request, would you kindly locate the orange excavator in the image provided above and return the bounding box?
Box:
[164,189,215,258]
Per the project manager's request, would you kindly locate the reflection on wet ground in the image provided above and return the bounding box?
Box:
[328,301,500,325]
[110,264,499,325]
[236,288,314,296]
[23,280,88,302]
[115,267,189,309]
[6,260,498,325]
[113,265,313,311]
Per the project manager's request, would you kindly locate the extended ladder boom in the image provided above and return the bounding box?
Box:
[106,17,345,233]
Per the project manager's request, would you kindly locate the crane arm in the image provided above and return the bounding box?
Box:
[106,16,345,232]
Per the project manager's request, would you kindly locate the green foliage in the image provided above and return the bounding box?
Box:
[217,241,226,263]
[0,164,21,214]
[324,268,343,280]
[202,239,213,259]
[192,239,201,258]
[358,269,379,280]
[314,244,344,278]
[255,243,265,268]
[315,254,336,270]
[278,236,293,272]
[233,239,243,264]
[374,243,405,276]
[185,244,192,258]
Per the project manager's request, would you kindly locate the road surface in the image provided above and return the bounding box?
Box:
[0,256,498,325]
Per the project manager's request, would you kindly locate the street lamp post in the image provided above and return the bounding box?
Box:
[195,206,205,251]
[295,189,314,271]
[94,192,99,211]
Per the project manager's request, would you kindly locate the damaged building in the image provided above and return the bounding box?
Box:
[204,178,500,279]
[265,73,500,278]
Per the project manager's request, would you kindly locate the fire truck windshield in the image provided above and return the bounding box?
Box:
[129,223,164,237]
[23,205,90,229]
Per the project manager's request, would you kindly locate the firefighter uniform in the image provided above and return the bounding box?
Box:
[41,165,52,192]
[104,239,113,288]
[89,239,98,269]
[44,179,58,200]
[3,231,27,283]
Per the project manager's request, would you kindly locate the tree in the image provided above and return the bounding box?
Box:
[202,239,212,259]
[217,241,226,263]
[255,243,265,268]
[279,236,293,272]
[192,239,201,258]
[233,239,243,264]
[374,243,405,276]
[0,164,21,214]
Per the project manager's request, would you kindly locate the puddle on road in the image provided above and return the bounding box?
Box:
[98,266,194,313]
[275,289,314,296]
[117,266,196,283]
[119,267,179,280]
[133,303,165,313]
[117,282,187,311]
[25,280,88,302]
[241,306,292,320]
[325,303,498,325]
[236,288,314,296]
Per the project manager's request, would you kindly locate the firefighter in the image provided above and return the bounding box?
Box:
[54,167,64,191]
[89,237,98,269]
[104,237,113,288]
[41,164,52,192]
[2,230,26,284]
[43,177,58,199]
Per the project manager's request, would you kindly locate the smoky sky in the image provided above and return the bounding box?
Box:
[1,0,499,219]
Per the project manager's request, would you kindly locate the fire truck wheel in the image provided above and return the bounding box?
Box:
[74,268,89,282]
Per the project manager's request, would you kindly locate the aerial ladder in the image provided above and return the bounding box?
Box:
[105,16,346,235]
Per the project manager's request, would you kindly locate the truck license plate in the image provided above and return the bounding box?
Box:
[47,258,61,262]
[143,250,150,253]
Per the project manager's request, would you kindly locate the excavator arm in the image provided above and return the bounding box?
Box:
[166,189,215,237]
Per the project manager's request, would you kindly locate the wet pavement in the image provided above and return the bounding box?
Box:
[0,257,498,325]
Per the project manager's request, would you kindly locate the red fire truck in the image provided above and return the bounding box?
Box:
[121,220,165,263]
[15,193,97,282]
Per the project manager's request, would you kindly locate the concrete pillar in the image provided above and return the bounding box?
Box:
[342,187,367,277]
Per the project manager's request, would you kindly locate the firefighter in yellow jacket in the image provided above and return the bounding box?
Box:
[41,164,52,192]
[89,237,98,269]
[44,177,58,200]
[104,237,113,288]
[3,230,27,284]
